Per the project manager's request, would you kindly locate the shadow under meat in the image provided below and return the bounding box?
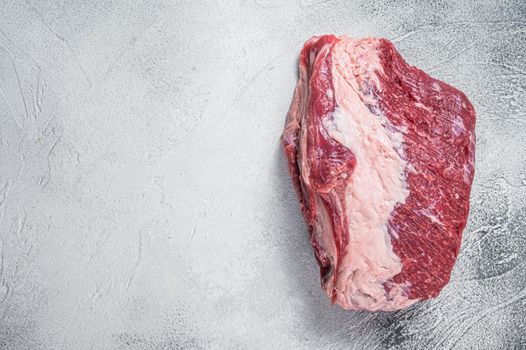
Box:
[272,143,418,347]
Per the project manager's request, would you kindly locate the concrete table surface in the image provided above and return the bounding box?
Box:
[0,1,525,349]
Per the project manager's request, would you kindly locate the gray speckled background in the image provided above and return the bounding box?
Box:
[0,1,525,349]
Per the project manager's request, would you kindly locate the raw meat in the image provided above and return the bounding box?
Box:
[282,35,476,311]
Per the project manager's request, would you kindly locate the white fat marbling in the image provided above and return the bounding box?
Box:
[320,38,417,311]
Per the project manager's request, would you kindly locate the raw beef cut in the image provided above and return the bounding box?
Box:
[282,35,476,311]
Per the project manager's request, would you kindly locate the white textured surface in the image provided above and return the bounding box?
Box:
[0,1,525,349]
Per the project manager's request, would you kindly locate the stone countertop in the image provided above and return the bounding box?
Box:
[0,1,525,349]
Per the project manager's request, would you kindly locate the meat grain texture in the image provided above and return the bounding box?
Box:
[283,35,476,311]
